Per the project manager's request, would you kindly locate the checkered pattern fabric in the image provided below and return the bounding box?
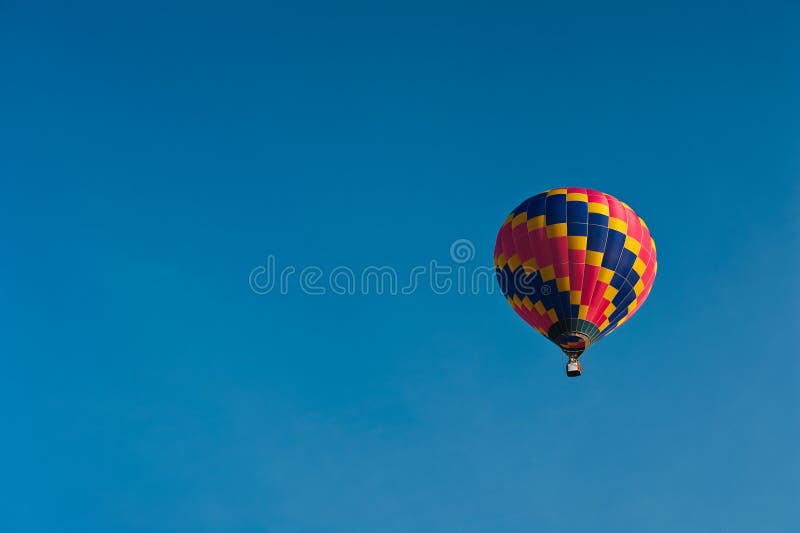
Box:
[494,187,657,356]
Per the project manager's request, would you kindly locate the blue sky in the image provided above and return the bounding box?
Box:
[2,1,798,532]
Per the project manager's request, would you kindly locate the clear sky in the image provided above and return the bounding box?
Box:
[2,1,798,532]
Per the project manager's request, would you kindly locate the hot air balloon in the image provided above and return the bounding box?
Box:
[494,187,657,377]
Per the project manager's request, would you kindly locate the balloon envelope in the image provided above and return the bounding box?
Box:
[494,187,657,364]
